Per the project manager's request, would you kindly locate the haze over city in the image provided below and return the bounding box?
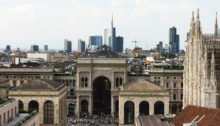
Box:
[0,0,219,50]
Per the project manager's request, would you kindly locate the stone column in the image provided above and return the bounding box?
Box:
[164,99,169,115]
[111,95,114,117]
[75,95,80,117]
[119,98,124,125]
[23,100,29,112]
[89,95,93,115]
[135,101,139,119]
[149,101,154,115]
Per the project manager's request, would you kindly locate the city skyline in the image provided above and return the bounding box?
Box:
[0,0,219,50]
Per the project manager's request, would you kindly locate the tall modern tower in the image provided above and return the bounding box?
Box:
[169,27,180,54]
[31,45,39,52]
[116,36,123,52]
[110,15,116,52]
[104,29,109,46]
[44,45,48,51]
[64,39,72,53]
[78,39,86,53]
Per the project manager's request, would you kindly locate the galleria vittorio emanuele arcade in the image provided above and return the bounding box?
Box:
[74,45,169,125]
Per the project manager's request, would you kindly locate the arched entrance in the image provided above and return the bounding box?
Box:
[124,101,134,124]
[68,103,75,116]
[154,101,164,115]
[44,100,54,124]
[18,100,24,112]
[139,101,149,116]
[93,76,111,115]
[81,100,88,113]
[28,100,39,112]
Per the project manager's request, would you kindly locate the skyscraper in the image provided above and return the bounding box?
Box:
[64,39,72,53]
[44,45,48,51]
[78,39,86,53]
[31,45,39,52]
[5,45,11,52]
[110,16,116,52]
[116,36,123,52]
[104,29,109,46]
[89,36,102,47]
[169,27,180,53]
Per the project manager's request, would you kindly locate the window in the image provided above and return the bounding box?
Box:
[166,83,169,88]
[181,82,183,88]
[174,83,176,88]
[80,77,88,87]
[181,94,183,100]
[173,94,177,100]
[158,77,160,79]
[116,77,123,87]
[167,77,169,79]
[181,77,183,79]
[44,101,54,124]
[116,78,119,87]
[174,77,176,79]
[154,77,157,79]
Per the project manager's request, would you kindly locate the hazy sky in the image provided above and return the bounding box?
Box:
[0,0,219,51]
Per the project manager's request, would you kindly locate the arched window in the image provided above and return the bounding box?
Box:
[81,77,84,87]
[68,103,75,116]
[139,101,149,116]
[85,77,88,87]
[18,100,24,112]
[154,101,164,115]
[116,78,119,87]
[120,78,123,86]
[73,80,76,87]
[81,77,88,87]
[81,100,88,113]
[70,89,74,96]
[44,101,54,124]
[124,101,134,124]
[28,100,39,112]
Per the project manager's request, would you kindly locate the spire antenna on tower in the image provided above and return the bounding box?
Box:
[215,12,218,36]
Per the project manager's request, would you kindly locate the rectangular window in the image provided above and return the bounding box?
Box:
[166,83,169,88]
[181,94,183,100]
[174,83,176,88]
[173,94,176,100]
[181,82,183,88]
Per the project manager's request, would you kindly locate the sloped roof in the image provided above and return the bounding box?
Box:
[138,114,175,126]
[171,105,220,126]
[85,45,121,58]
[13,79,63,91]
[122,78,166,92]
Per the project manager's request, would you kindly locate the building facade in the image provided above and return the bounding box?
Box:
[8,80,67,126]
[119,78,169,125]
[78,39,86,53]
[169,27,179,54]
[75,46,127,117]
[149,67,183,114]
[31,45,39,52]
[183,10,220,109]
[64,39,72,53]
[116,36,123,52]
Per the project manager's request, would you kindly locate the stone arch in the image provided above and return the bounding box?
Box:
[154,101,164,115]
[81,100,88,113]
[18,100,24,112]
[124,101,134,124]
[68,103,75,116]
[28,100,39,112]
[44,100,54,124]
[139,101,149,116]
[92,76,111,114]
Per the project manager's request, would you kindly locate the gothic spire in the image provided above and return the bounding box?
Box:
[195,8,201,37]
[215,12,218,36]
[190,11,195,36]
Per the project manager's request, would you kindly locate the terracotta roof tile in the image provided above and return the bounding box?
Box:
[172,105,220,126]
